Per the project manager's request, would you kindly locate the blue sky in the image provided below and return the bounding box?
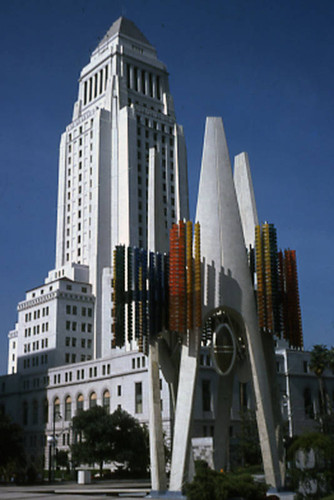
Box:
[0,0,333,374]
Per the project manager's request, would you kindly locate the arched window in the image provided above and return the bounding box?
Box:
[77,394,84,414]
[32,399,38,424]
[23,401,28,426]
[89,392,97,408]
[54,397,60,421]
[103,390,110,412]
[304,387,314,418]
[65,396,72,421]
[43,398,49,423]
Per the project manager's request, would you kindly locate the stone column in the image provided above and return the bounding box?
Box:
[129,65,134,90]
[152,74,157,99]
[137,68,142,93]
[145,71,149,96]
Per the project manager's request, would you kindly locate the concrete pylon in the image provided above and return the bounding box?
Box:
[147,147,167,494]
[195,117,283,489]
[233,152,259,250]
[169,327,201,493]
[234,152,285,483]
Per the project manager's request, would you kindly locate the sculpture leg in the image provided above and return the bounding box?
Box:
[148,341,167,494]
[169,329,200,493]
[213,371,235,472]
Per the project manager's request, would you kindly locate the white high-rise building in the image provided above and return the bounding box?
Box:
[9,17,189,373]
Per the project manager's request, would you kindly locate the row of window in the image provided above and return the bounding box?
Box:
[138,128,174,144]
[25,307,49,322]
[68,132,93,152]
[24,338,49,352]
[67,190,92,203]
[64,353,92,363]
[136,148,174,162]
[132,356,146,369]
[137,143,174,160]
[67,202,92,212]
[24,323,49,337]
[67,167,93,185]
[126,63,162,101]
[22,376,49,391]
[67,164,93,178]
[68,120,94,142]
[52,362,113,386]
[83,65,109,105]
[68,150,93,168]
[23,354,48,369]
[65,337,92,349]
[65,321,93,333]
[51,383,142,424]
[66,305,93,316]
[65,221,90,236]
[12,376,163,427]
[137,115,173,134]
[302,387,334,418]
[22,398,48,426]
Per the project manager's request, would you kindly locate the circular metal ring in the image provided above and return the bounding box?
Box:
[211,322,237,376]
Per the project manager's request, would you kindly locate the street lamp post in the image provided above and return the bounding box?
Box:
[47,404,61,482]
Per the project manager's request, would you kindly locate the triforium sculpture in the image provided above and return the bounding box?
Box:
[112,117,303,495]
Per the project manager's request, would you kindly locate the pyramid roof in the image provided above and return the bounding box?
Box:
[97,17,152,48]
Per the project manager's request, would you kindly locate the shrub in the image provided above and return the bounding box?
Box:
[185,460,268,500]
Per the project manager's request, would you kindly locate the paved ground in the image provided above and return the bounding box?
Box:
[0,481,295,499]
[0,480,163,500]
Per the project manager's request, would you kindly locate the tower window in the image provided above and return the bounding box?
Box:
[105,65,108,85]
[135,382,143,413]
[149,73,153,97]
[156,75,161,100]
[84,81,87,105]
[99,69,103,93]
[94,73,98,98]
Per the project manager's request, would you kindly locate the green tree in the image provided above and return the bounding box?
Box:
[71,406,113,477]
[56,450,69,469]
[328,347,334,375]
[110,407,149,473]
[70,406,149,476]
[287,432,334,499]
[309,345,331,417]
[0,412,26,481]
